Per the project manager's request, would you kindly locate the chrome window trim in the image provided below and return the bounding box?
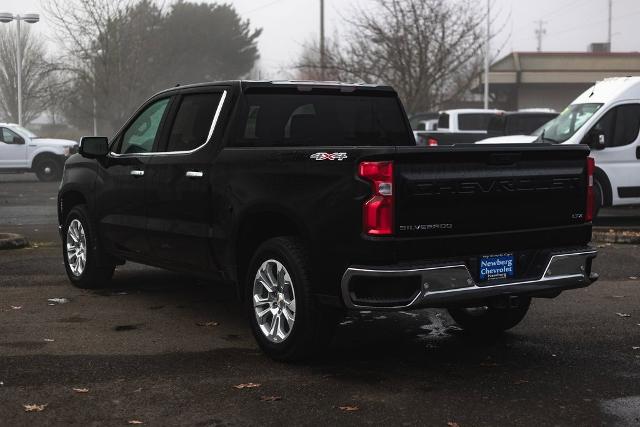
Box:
[109,90,227,158]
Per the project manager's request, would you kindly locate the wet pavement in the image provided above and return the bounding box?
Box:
[1,173,640,426]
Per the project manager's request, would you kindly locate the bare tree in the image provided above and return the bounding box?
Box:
[0,26,51,124]
[296,0,488,114]
[44,0,261,135]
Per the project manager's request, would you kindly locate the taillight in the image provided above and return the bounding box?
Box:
[427,137,438,146]
[585,157,595,222]
[359,161,393,235]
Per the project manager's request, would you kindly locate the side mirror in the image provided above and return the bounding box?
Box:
[586,130,606,150]
[79,136,109,158]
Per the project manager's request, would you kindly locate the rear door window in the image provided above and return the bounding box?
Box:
[457,113,496,131]
[437,113,450,129]
[165,92,224,152]
[235,91,411,147]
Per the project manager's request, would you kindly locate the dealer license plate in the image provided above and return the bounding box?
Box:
[479,253,515,282]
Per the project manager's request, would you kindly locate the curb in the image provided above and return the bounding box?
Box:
[593,227,640,244]
[0,233,29,250]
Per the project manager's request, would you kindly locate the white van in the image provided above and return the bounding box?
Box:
[478,77,640,212]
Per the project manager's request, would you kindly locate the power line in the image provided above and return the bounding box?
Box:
[242,0,288,15]
[539,0,588,20]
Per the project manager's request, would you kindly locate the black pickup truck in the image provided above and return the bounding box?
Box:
[58,80,597,361]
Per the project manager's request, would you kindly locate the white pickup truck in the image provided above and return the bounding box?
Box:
[0,123,78,182]
[477,77,640,214]
[415,108,503,146]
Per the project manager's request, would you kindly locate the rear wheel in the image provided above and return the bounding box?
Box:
[246,237,339,361]
[448,297,531,336]
[63,205,115,289]
[34,156,63,182]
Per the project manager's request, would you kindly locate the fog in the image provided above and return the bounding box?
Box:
[2,0,639,78]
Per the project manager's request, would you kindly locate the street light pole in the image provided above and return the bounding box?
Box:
[16,16,22,126]
[0,12,40,127]
[320,0,325,80]
[483,0,490,109]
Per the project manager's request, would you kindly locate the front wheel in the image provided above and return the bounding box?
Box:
[246,237,339,361]
[34,156,63,182]
[448,297,531,336]
[63,205,115,288]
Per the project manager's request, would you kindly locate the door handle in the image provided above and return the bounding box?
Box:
[185,171,204,178]
[130,170,145,176]
[636,147,640,159]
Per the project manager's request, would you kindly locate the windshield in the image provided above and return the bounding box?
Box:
[534,103,602,143]
[9,125,38,138]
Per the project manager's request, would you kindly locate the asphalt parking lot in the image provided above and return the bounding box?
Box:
[1,173,640,426]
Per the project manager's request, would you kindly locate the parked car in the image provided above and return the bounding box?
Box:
[408,111,438,129]
[415,108,503,145]
[0,123,78,181]
[477,76,640,214]
[58,80,597,361]
[485,110,558,138]
[409,112,439,141]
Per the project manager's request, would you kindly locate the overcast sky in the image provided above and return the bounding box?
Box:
[2,0,640,78]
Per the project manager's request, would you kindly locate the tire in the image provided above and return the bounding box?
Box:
[448,297,531,336]
[34,156,63,182]
[62,204,115,289]
[246,237,338,362]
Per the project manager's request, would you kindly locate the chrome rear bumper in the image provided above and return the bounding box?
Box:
[341,249,597,310]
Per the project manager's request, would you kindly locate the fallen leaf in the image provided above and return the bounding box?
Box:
[479,362,500,367]
[260,395,282,402]
[233,383,261,389]
[128,421,143,425]
[11,306,22,310]
[196,321,219,327]
[72,388,89,393]
[513,379,529,385]
[132,388,142,393]
[448,422,460,427]
[23,403,47,412]
[616,313,632,318]
[338,405,360,412]
[44,339,54,342]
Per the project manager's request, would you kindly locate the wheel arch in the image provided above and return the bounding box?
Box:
[232,207,310,299]
[58,188,89,227]
[30,150,64,170]
[594,167,613,207]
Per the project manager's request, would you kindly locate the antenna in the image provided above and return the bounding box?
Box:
[534,20,547,52]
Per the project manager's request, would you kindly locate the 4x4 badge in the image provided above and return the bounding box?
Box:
[310,152,348,161]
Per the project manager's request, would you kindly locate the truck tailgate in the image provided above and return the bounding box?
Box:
[394,144,590,238]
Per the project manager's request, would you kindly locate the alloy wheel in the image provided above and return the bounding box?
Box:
[252,259,296,343]
[66,219,87,276]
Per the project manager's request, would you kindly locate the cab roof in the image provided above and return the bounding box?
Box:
[573,76,640,105]
[156,80,395,96]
